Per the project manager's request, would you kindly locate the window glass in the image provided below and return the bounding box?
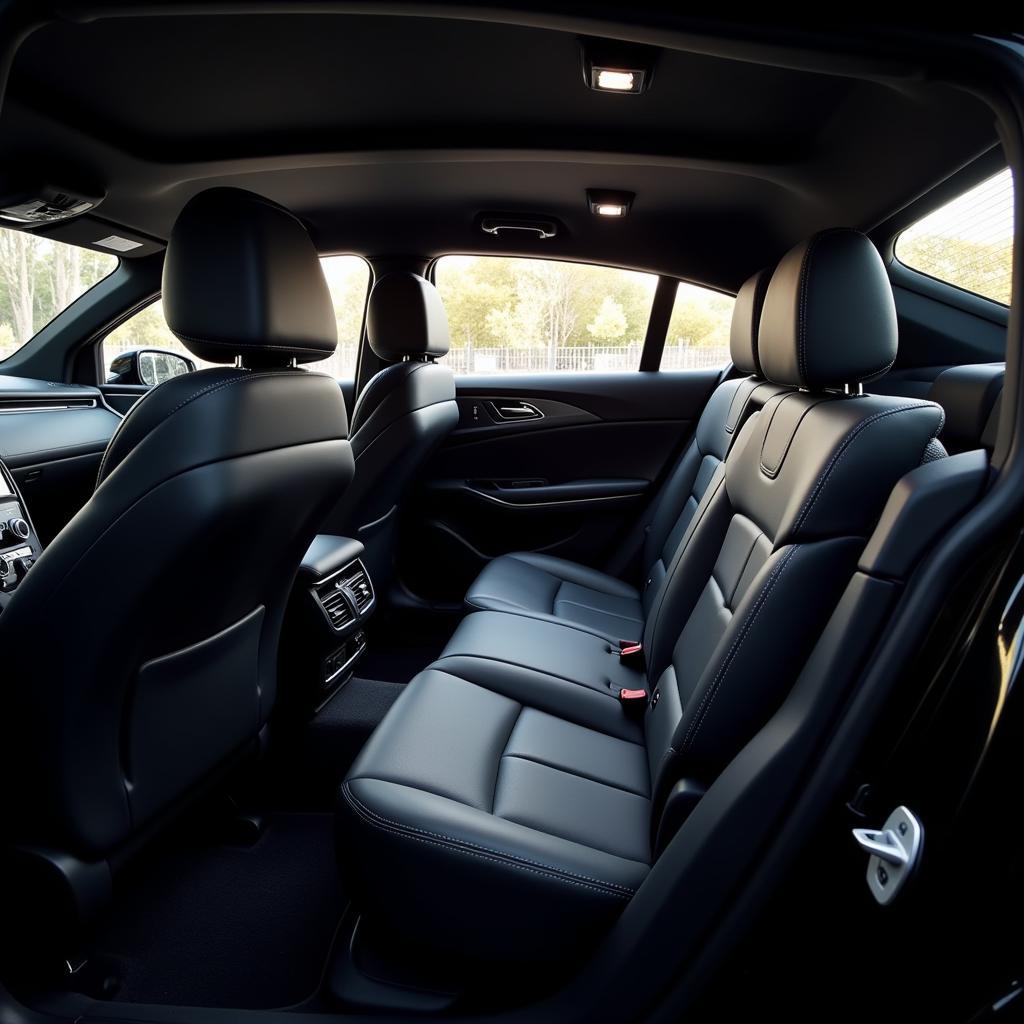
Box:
[895,168,1014,305]
[103,255,369,380]
[0,228,117,360]
[433,255,657,374]
[664,282,735,370]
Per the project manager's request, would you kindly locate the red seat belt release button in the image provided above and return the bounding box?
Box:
[619,687,648,703]
[619,640,645,667]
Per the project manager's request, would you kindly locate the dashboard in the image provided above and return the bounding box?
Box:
[0,375,121,544]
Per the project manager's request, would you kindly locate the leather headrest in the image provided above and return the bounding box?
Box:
[366,273,450,361]
[758,229,897,390]
[162,187,337,365]
[730,267,773,376]
[929,362,1004,451]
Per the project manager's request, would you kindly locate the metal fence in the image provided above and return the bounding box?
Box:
[103,338,729,379]
[442,340,729,375]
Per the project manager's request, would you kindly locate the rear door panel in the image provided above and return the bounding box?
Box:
[397,369,719,603]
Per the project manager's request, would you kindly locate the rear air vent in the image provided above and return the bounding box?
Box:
[313,558,375,631]
[317,585,355,630]
[345,563,374,613]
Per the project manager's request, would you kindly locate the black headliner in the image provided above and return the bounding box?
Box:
[0,9,1002,289]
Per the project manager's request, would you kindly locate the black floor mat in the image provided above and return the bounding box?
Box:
[88,812,343,1009]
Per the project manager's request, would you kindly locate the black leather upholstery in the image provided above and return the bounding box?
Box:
[464,269,784,639]
[729,266,772,375]
[162,187,337,365]
[928,362,1004,453]
[337,232,946,963]
[366,271,451,360]
[322,274,457,588]
[1,190,353,865]
[758,229,897,389]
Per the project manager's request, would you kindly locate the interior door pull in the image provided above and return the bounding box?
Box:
[486,400,543,421]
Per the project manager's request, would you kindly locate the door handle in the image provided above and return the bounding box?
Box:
[485,400,543,422]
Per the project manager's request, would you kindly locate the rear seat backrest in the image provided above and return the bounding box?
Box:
[640,229,945,798]
[640,268,786,609]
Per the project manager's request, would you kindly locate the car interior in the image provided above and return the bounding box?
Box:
[0,8,1022,1024]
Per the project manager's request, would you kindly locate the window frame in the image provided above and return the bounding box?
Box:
[427,253,735,375]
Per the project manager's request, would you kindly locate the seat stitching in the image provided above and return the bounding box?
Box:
[792,403,937,533]
[343,785,636,896]
[491,706,523,813]
[501,753,650,798]
[646,468,727,662]
[681,544,798,753]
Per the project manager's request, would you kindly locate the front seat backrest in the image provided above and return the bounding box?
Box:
[322,271,458,589]
[0,187,354,863]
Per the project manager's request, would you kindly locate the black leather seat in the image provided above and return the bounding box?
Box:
[463,267,784,641]
[337,229,945,963]
[322,272,458,589]
[0,187,353,896]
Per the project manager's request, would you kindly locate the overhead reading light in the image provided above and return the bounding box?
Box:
[587,190,634,218]
[594,69,638,93]
[580,37,656,95]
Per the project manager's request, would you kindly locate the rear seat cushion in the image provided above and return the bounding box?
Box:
[464,552,644,639]
[338,667,650,961]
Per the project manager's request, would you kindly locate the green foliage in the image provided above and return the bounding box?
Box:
[587,295,628,340]
[436,256,657,349]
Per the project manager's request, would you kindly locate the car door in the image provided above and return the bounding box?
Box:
[395,255,735,603]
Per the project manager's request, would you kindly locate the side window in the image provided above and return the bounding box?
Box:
[895,167,1013,305]
[433,255,657,374]
[663,282,735,370]
[0,229,117,360]
[102,254,370,382]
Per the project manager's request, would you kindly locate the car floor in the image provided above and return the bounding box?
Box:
[82,811,344,1010]
[49,608,460,1012]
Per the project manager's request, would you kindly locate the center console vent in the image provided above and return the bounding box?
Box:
[313,558,375,632]
[317,585,356,630]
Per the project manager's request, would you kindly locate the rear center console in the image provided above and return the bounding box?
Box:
[281,535,377,712]
[0,457,42,608]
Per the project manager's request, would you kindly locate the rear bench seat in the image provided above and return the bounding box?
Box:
[337,229,946,963]
[463,266,785,641]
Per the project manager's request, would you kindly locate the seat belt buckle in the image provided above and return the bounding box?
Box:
[619,687,649,714]
[619,640,645,668]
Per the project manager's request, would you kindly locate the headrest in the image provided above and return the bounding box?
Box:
[929,362,1004,451]
[730,267,773,376]
[162,187,337,366]
[366,273,451,361]
[758,229,897,390]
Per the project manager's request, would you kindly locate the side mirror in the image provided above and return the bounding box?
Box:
[107,348,196,387]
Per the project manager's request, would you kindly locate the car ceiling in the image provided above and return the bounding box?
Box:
[0,8,1003,290]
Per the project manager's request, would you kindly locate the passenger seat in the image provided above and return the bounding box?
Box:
[336,230,946,963]
[463,267,784,641]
